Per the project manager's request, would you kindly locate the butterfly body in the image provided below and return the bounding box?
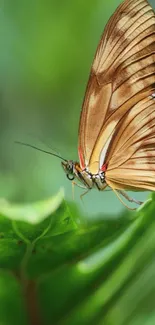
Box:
[61,161,106,190]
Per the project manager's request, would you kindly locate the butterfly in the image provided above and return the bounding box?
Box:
[61,0,155,209]
[17,0,155,209]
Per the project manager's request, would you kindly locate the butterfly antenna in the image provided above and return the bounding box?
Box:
[27,132,62,156]
[15,141,68,162]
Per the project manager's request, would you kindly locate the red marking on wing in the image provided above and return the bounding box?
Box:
[78,146,85,170]
[101,163,107,172]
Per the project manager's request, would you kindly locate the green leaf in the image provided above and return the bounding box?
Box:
[0,189,64,224]
[37,199,155,325]
[0,192,154,325]
[0,272,28,325]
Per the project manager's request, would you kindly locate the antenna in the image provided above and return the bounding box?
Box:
[15,141,67,162]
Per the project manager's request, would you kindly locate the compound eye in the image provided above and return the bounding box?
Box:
[67,174,75,181]
[68,163,73,172]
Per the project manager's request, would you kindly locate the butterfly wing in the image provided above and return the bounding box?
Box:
[78,0,155,175]
[105,96,155,191]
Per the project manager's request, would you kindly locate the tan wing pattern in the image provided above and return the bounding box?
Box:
[105,96,155,191]
[78,0,155,174]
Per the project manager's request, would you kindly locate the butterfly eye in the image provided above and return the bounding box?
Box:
[67,174,74,181]
[67,161,74,172]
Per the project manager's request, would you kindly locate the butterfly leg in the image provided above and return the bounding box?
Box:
[72,181,87,200]
[80,189,89,202]
[118,190,143,206]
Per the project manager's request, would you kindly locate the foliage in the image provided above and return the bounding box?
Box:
[0,191,154,325]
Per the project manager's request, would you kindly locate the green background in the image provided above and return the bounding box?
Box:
[1,0,154,216]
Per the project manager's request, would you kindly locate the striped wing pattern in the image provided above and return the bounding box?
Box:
[106,96,155,190]
[78,0,155,190]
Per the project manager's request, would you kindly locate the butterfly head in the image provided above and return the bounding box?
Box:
[61,160,88,185]
[61,160,75,181]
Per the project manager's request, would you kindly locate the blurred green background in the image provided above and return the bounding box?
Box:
[0,0,154,216]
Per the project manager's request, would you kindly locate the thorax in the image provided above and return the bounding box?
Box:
[74,163,106,190]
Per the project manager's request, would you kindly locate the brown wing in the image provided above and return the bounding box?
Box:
[105,96,155,191]
[78,0,155,174]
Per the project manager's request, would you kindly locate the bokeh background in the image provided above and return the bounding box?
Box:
[0,0,154,217]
